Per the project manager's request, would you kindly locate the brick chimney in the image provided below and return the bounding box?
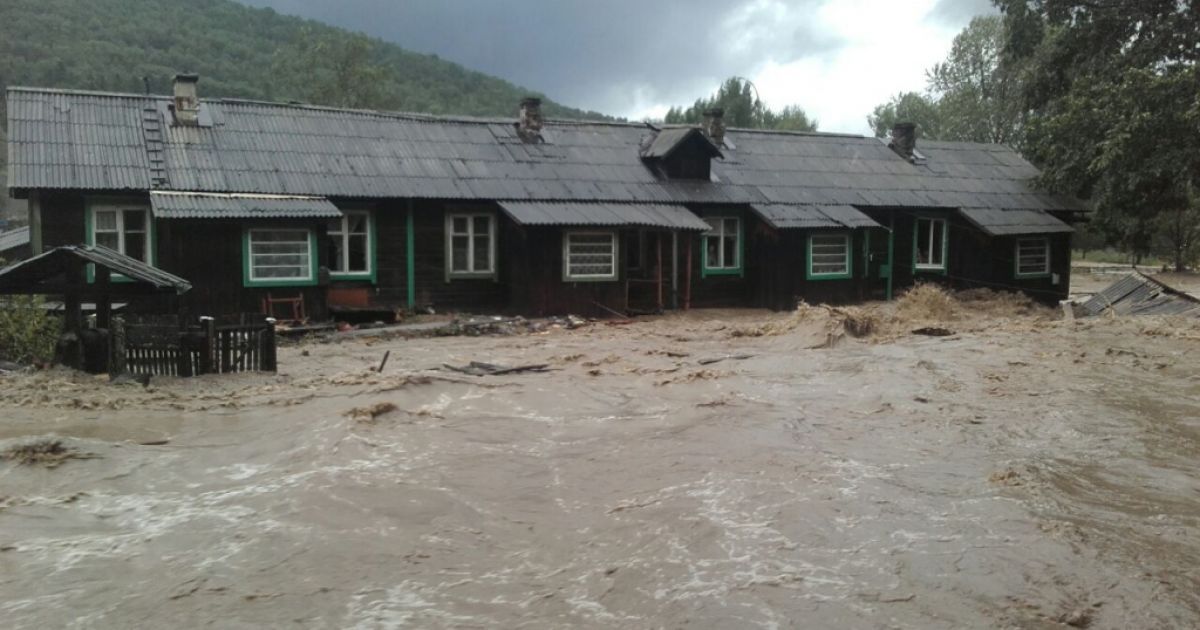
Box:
[889,122,917,160]
[172,73,200,126]
[703,108,726,147]
[518,97,543,143]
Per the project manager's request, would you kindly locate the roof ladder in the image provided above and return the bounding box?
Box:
[141,107,169,189]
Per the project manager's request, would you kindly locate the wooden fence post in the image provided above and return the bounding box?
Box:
[199,316,215,375]
[177,330,193,378]
[110,316,126,375]
[261,317,277,372]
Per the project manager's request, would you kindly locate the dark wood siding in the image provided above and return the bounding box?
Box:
[687,205,759,308]
[512,226,629,317]
[862,207,1071,303]
[40,191,88,248]
[411,201,507,311]
[159,219,329,320]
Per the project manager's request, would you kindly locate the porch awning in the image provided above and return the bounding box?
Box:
[0,245,192,295]
[958,207,1074,236]
[498,201,711,231]
[150,191,343,219]
[750,204,882,230]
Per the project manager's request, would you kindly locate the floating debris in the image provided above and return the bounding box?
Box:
[1,439,96,468]
[442,362,551,376]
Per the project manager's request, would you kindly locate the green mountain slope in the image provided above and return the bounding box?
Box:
[0,0,609,222]
[0,0,603,117]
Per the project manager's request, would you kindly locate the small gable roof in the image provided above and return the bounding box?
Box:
[0,245,191,295]
[499,201,711,231]
[750,204,882,230]
[639,127,723,160]
[150,191,342,219]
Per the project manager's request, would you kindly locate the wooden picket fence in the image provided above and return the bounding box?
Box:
[113,314,277,377]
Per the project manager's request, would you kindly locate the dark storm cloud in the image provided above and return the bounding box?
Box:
[237,0,838,115]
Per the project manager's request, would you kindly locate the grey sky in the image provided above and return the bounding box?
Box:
[236,0,996,133]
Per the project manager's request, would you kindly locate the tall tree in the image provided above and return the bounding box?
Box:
[867,92,944,140]
[996,0,1200,264]
[866,15,1024,145]
[665,78,818,132]
[927,15,1024,145]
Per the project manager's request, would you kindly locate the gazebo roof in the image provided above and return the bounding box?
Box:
[0,245,191,296]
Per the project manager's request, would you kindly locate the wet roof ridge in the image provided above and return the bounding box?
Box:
[724,127,867,140]
[7,85,643,128]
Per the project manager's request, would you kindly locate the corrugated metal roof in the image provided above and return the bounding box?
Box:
[0,226,31,252]
[498,202,711,230]
[6,86,1083,214]
[150,191,342,219]
[0,244,191,295]
[1080,272,1200,317]
[751,204,838,229]
[816,204,883,229]
[958,207,1074,236]
[750,204,882,229]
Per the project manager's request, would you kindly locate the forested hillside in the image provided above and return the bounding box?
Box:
[0,0,607,221]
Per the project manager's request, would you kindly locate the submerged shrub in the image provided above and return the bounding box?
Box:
[0,295,60,364]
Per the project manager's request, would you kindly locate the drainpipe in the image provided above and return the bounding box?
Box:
[28,191,42,255]
[671,232,678,310]
[886,214,895,301]
[406,200,416,309]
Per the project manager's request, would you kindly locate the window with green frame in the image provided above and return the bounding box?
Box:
[327,210,375,281]
[807,232,852,280]
[914,217,947,272]
[702,216,741,275]
[243,228,318,287]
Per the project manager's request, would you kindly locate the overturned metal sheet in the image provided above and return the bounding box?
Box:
[1080,272,1200,317]
[150,191,342,219]
[959,207,1073,236]
[499,202,711,230]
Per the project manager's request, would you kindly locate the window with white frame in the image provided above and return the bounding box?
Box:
[703,217,740,271]
[247,229,314,282]
[915,217,947,270]
[808,233,851,277]
[446,212,495,276]
[1016,237,1050,276]
[564,231,617,280]
[90,205,151,263]
[328,211,372,276]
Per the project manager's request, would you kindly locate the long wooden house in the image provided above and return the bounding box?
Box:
[5,75,1085,319]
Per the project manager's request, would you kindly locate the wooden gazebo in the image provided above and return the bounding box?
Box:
[0,245,191,370]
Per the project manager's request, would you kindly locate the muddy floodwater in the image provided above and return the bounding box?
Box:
[1,304,1199,628]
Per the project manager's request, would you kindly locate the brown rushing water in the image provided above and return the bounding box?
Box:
[1,309,1198,629]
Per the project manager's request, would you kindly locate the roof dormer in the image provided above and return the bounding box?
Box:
[639,126,723,181]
